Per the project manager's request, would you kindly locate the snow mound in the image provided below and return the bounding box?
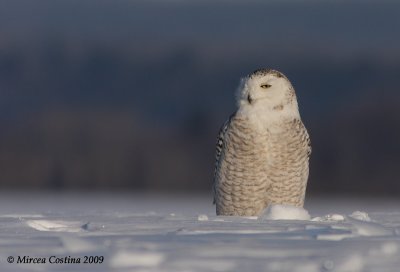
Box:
[0,214,44,218]
[197,214,209,221]
[26,220,87,232]
[336,254,364,272]
[347,218,394,236]
[266,261,319,272]
[60,236,98,253]
[311,213,345,222]
[369,242,398,257]
[380,242,398,256]
[349,211,371,222]
[110,251,165,268]
[261,204,311,220]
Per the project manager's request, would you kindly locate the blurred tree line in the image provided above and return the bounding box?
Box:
[1,0,400,195]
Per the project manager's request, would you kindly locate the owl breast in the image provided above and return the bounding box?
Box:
[215,116,310,216]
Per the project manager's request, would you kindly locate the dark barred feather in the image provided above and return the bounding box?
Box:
[212,112,235,204]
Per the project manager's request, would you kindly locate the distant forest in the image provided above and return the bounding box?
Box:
[1,1,400,195]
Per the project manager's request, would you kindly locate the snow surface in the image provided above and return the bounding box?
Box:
[261,204,311,220]
[0,192,399,272]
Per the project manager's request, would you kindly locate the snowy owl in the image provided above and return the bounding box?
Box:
[213,69,311,216]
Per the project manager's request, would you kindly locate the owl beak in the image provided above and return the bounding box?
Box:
[247,94,253,104]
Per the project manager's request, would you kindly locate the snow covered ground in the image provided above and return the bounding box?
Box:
[0,192,399,272]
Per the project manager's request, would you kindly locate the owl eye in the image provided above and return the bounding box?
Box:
[260,84,271,89]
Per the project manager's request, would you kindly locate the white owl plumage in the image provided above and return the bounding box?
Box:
[213,69,311,216]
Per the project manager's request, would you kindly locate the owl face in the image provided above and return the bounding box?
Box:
[237,69,295,109]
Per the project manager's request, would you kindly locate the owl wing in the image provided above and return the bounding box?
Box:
[212,112,236,204]
[307,134,312,157]
[303,122,312,157]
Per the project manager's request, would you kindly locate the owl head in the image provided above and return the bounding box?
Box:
[236,69,297,111]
